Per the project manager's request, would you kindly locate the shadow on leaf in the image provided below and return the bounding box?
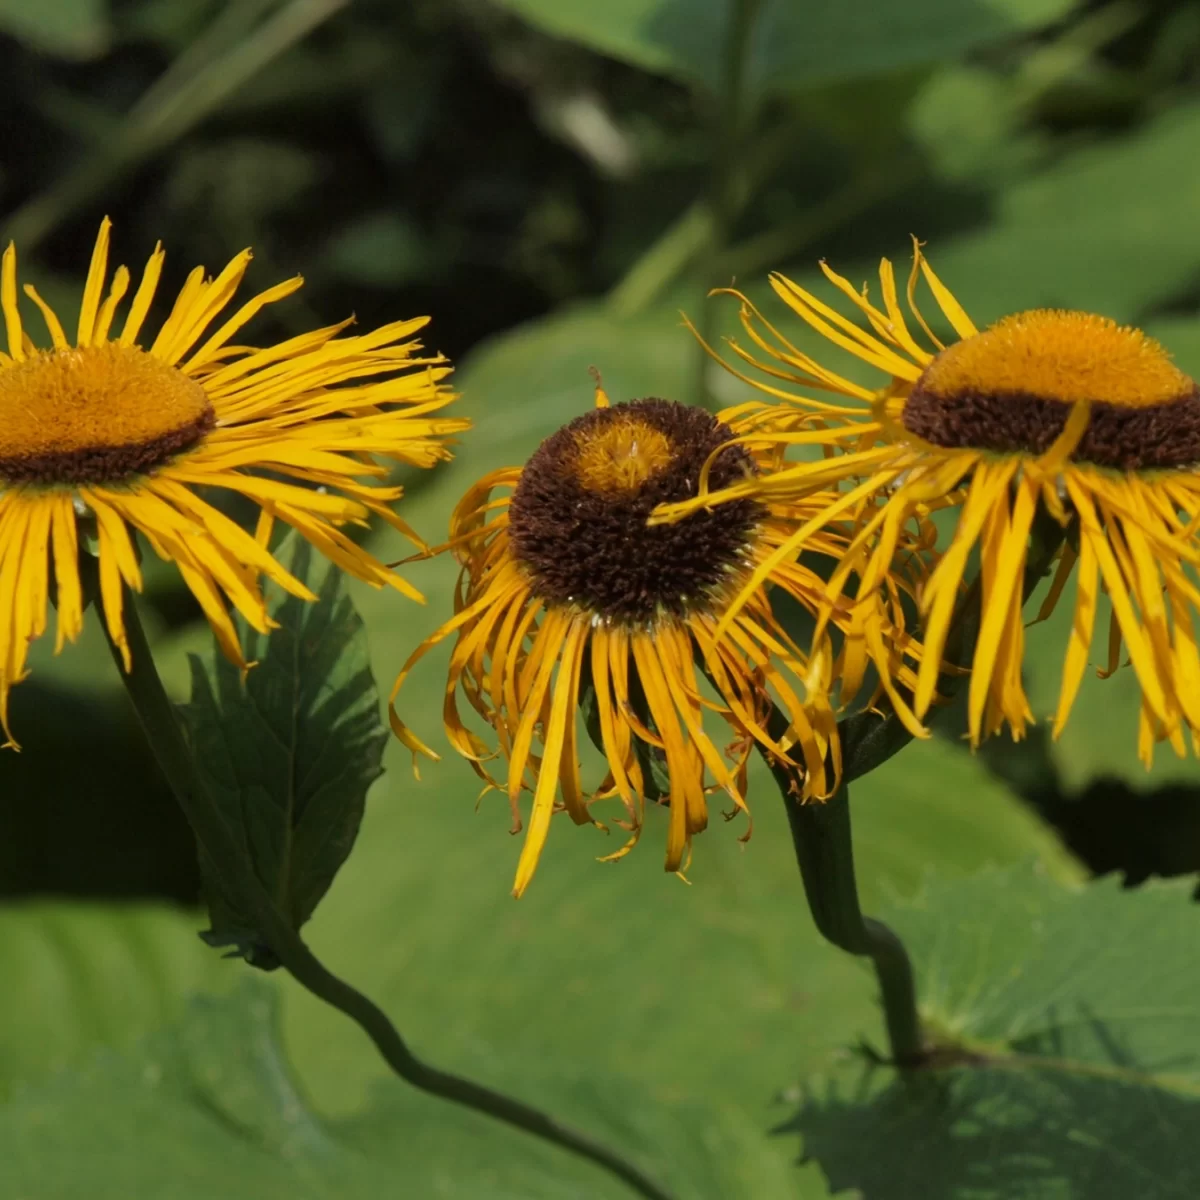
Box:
[784,1036,1200,1200]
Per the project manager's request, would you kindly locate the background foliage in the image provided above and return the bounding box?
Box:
[3,0,1200,1195]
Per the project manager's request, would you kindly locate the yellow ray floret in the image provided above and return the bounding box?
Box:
[653,240,1200,765]
[390,388,930,896]
[0,218,467,745]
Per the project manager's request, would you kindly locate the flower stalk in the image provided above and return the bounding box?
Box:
[760,507,1069,1068]
[693,0,763,407]
[759,718,924,1066]
[92,566,675,1200]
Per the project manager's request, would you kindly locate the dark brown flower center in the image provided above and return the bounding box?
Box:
[507,399,760,621]
[899,310,1200,470]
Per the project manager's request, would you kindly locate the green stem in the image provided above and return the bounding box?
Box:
[96,580,675,1200]
[712,156,916,282]
[4,0,348,252]
[605,112,814,319]
[692,0,763,407]
[760,511,1072,1065]
[761,727,924,1066]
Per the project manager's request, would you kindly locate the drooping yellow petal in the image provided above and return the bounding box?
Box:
[967,474,1037,744]
[512,617,587,897]
[49,494,83,652]
[1053,534,1099,738]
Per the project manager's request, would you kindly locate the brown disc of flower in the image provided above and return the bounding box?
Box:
[900,310,1200,470]
[0,343,214,484]
[508,398,760,621]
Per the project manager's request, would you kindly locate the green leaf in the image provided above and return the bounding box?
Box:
[0,0,109,58]
[495,0,1072,94]
[907,64,1043,185]
[0,979,802,1199]
[0,901,229,1100]
[790,865,1200,1200]
[919,102,1200,328]
[850,738,1080,896]
[325,211,433,287]
[179,538,387,964]
[451,298,699,475]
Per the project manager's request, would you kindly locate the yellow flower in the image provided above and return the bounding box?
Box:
[0,219,465,745]
[655,243,1200,764]
[391,381,927,897]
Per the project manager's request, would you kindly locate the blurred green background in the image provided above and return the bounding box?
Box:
[4,1,1200,1196]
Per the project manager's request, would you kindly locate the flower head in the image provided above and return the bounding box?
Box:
[391,381,928,896]
[658,244,1200,763]
[0,219,465,744]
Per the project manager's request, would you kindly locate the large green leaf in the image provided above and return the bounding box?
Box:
[0,979,803,1199]
[0,0,109,57]
[791,866,1200,1200]
[0,901,229,1100]
[918,103,1200,328]
[179,538,387,964]
[494,0,1072,95]
[0,750,1073,1198]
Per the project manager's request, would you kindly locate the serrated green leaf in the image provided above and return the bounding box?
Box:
[495,0,1072,94]
[0,0,109,57]
[179,538,386,963]
[790,865,1200,1200]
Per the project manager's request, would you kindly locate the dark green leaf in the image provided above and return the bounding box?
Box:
[0,0,109,58]
[922,103,1200,328]
[791,866,1200,1200]
[288,545,1079,1141]
[179,538,387,964]
[495,0,1072,95]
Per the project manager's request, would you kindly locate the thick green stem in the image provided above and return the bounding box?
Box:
[692,0,762,407]
[762,511,1072,1065]
[96,580,674,1200]
[762,731,924,1066]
